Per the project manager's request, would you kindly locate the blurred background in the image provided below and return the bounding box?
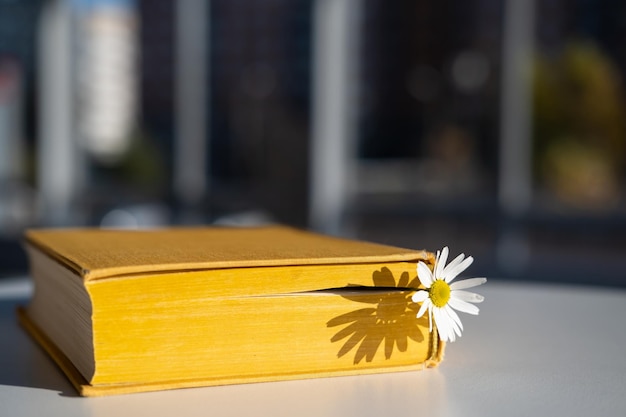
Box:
[0,0,625,287]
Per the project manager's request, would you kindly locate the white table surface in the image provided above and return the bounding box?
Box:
[1,276,625,417]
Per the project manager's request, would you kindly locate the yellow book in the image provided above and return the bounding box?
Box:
[19,226,442,396]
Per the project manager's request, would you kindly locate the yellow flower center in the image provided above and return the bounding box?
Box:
[429,279,451,308]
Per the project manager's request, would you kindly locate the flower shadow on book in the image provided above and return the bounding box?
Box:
[326,267,428,364]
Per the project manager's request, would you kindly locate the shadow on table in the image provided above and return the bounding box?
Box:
[0,298,78,397]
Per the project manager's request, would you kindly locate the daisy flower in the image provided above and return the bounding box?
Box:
[411,247,486,342]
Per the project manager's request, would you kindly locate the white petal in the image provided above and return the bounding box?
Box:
[412,290,429,303]
[432,308,448,342]
[444,304,464,331]
[441,253,465,281]
[417,261,434,287]
[450,277,487,290]
[435,246,449,279]
[444,306,462,338]
[448,297,480,315]
[444,256,474,283]
[451,290,484,303]
[433,308,448,341]
[416,298,431,318]
[434,308,454,342]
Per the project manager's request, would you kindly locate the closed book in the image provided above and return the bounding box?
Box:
[19,226,443,396]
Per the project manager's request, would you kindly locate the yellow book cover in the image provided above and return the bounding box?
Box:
[19,226,444,396]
